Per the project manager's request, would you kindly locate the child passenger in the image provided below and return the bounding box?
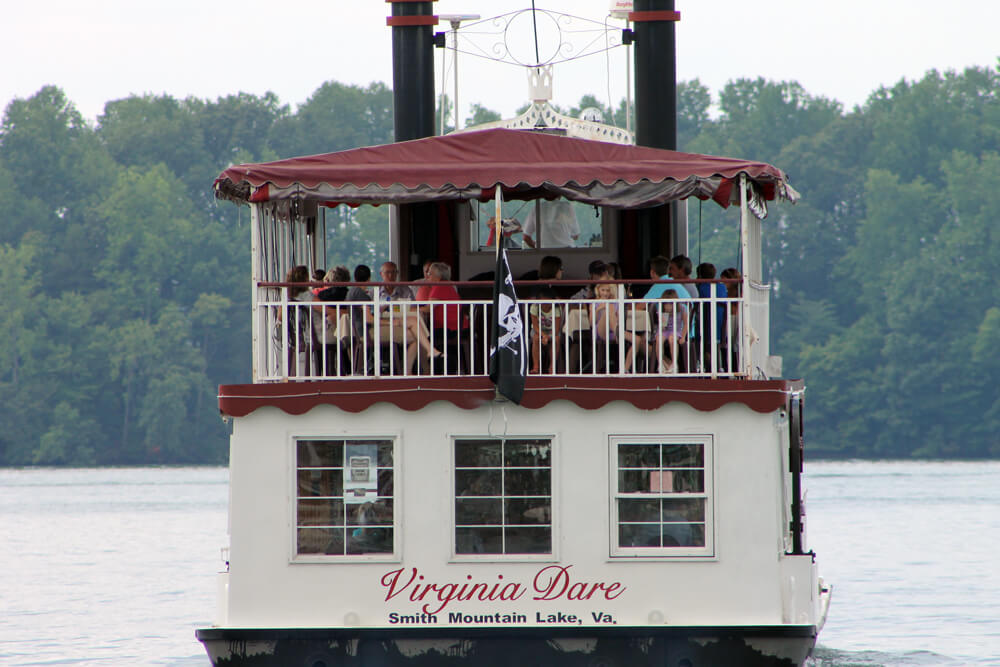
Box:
[655,289,687,373]
[529,288,564,374]
[591,282,618,343]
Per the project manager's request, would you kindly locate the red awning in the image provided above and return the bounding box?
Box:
[214,128,797,210]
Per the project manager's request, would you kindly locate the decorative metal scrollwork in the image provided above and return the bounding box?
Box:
[448,8,626,68]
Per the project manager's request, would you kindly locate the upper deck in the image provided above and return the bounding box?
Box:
[214,128,799,414]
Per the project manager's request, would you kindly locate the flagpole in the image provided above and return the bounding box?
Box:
[495,185,503,257]
[488,183,525,405]
[494,185,502,401]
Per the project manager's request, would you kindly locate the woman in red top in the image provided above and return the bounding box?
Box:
[425,262,463,330]
[414,260,434,302]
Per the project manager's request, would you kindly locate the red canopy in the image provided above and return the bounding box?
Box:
[214,128,797,210]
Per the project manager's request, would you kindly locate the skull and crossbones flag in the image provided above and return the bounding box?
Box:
[489,242,526,404]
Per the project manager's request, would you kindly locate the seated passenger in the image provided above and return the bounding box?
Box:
[277,265,315,376]
[642,256,674,299]
[309,268,327,297]
[529,287,564,374]
[316,266,350,302]
[652,290,687,373]
[346,264,371,301]
[347,262,437,374]
[414,260,435,301]
[695,263,728,373]
[425,262,467,373]
[538,255,564,282]
[592,282,619,341]
[571,260,610,300]
[425,262,465,331]
[591,282,620,372]
[719,267,742,371]
[378,261,415,301]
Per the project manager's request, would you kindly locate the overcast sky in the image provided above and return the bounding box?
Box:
[4,0,997,127]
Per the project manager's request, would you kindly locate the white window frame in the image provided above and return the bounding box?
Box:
[469,199,608,254]
[450,435,558,563]
[291,435,401,563]
[608,435,715,558]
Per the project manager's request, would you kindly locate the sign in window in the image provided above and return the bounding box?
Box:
[295,438,394,557]
[454,438,552,556]
[611,437,713,557]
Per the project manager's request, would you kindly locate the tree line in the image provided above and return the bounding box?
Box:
[0,62,997,465]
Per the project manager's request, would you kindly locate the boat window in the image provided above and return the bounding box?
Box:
[471,199,603,251]
[295,438,395,558]
[453,438,553,557]
[610,436,713,557]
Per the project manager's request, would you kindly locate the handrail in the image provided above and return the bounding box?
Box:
[253,281,762,382]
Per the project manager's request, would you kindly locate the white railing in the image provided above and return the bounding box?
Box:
[255,283,763,382]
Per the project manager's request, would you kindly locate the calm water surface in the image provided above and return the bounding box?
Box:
[1,461,998,666]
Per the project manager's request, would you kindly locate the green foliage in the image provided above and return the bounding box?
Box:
[465,103,501,127]
[684,66,1000,458]
[269,81,393,156]
[1,63,997,464]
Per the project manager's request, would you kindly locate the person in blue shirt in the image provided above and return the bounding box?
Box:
[695,263,728,373]
[643,256,674,299]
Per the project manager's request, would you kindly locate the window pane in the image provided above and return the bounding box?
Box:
[663,523,705,547]
[456,469,501,496]
[618,444,659,468]
[456,498,502,525]
[504,440,551,467]
[618,498,660,522]
[346,499,393,526]
[505,527,550,554]
[662,444,703,468]
[298,498,344,526]
[298,470,343,497]
[377,470,394,497]
[455,437,552,556]
[505,498,550,525]
[297,440,343,467]
[374,441,394,467]
[662,498,705,522]
[504,469,550,496]
[618,470,660,493]
[619,523,661,548]
[613,439,710,554]
[671,470,705,493]
[346,527,393,554]
[455,440,502,467]
[296,437,395,558]
[456,527,503,554]
[298,527,344,555]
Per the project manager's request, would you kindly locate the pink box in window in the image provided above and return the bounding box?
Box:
[649,471,673,492]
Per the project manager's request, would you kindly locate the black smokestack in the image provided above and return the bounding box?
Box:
[633,0,678,150]
[388,1,437,142]
[623,0,680,274]
[387,1,439,277]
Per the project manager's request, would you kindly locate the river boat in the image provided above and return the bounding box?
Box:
[196,3,831,666]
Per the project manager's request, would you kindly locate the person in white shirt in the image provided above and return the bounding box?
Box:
[522,200,580,249]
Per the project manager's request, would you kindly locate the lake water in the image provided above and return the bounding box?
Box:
[1,461,997,666]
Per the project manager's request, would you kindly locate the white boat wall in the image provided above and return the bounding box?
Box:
[199,382,824,666]
[196,3,830,665]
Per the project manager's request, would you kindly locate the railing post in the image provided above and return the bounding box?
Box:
[280,290,289,380]
[739,173,751,378]
[709,283,717,379]
[250,205,261,383]
[617,284,626,375]
[373,289,383,377]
